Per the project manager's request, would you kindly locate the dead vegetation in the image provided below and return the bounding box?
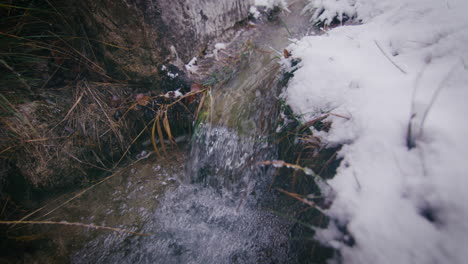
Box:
[0,0,203,217]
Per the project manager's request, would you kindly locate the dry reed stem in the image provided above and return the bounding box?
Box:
[85,83,125,148]
[195,91,207,121]
[259,160,310,173]
[49,90,85,132]
[318,149,339,176]
[0,220,149,236]
[47,31,112,80]
[62,91,84,122]
[276,188,324,214]
[114,121,151,168]
[292,152,303,191]
[150,118,161,158]
[0,59,32,93]
[66,152,111,172]
[0,197,9,217]
[163,111,175,144]
[156,112,167,154]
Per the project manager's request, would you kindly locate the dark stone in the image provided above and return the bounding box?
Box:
[56,0,254,83]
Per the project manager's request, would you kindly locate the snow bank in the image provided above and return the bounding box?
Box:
[255,0,289,11]
[284,0,468,263]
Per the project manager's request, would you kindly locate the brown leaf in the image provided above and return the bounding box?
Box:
[191,83,203,93]
[136,93,151,106]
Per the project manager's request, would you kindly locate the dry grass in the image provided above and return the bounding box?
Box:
[0,80,138,188]
[0,220,149,236]
[0,0,131,189]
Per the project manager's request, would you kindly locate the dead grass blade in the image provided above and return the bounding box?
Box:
[47,31,112,80]
[195,91,207,121]
[167,89,208,108]
[163,110,175,144]
[0,93,39,136]
[0,220,149,236]
[114,121,150,168]
[0,146,14,155]
[12,195,65,227]
[258,160,315,176]
[50,90,84,131]
[276,188,316,207]
[66,152,111,172]
[151,116,161,157]
[156,112,167,154]
[374,40,407,74]
[0,197,9,217]
[36,172,117,219]
[0,59,32,93]
[276,188,324,214]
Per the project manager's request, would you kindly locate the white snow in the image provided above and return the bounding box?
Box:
[303,0,356,26]
[161,64,178,78]
[214,42,227,61]
[185,57,198,74]
[255,0,289,11]
[284,0,468,263]
[164,89,183,99]
[249,6,261,19]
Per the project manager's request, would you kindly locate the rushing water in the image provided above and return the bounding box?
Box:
[72,28,290,264]
[13,2,315,263]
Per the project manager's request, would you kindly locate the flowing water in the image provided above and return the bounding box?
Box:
[13,2,315,263]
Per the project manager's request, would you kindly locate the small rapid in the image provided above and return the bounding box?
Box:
[73,22,293,263]
[18,2,315,263]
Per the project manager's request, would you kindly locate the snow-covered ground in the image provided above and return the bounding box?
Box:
[283,0,468,263]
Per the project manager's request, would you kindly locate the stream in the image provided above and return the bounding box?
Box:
[14,2,317,263]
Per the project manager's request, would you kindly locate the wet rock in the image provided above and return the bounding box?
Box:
[58,0,254,83]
